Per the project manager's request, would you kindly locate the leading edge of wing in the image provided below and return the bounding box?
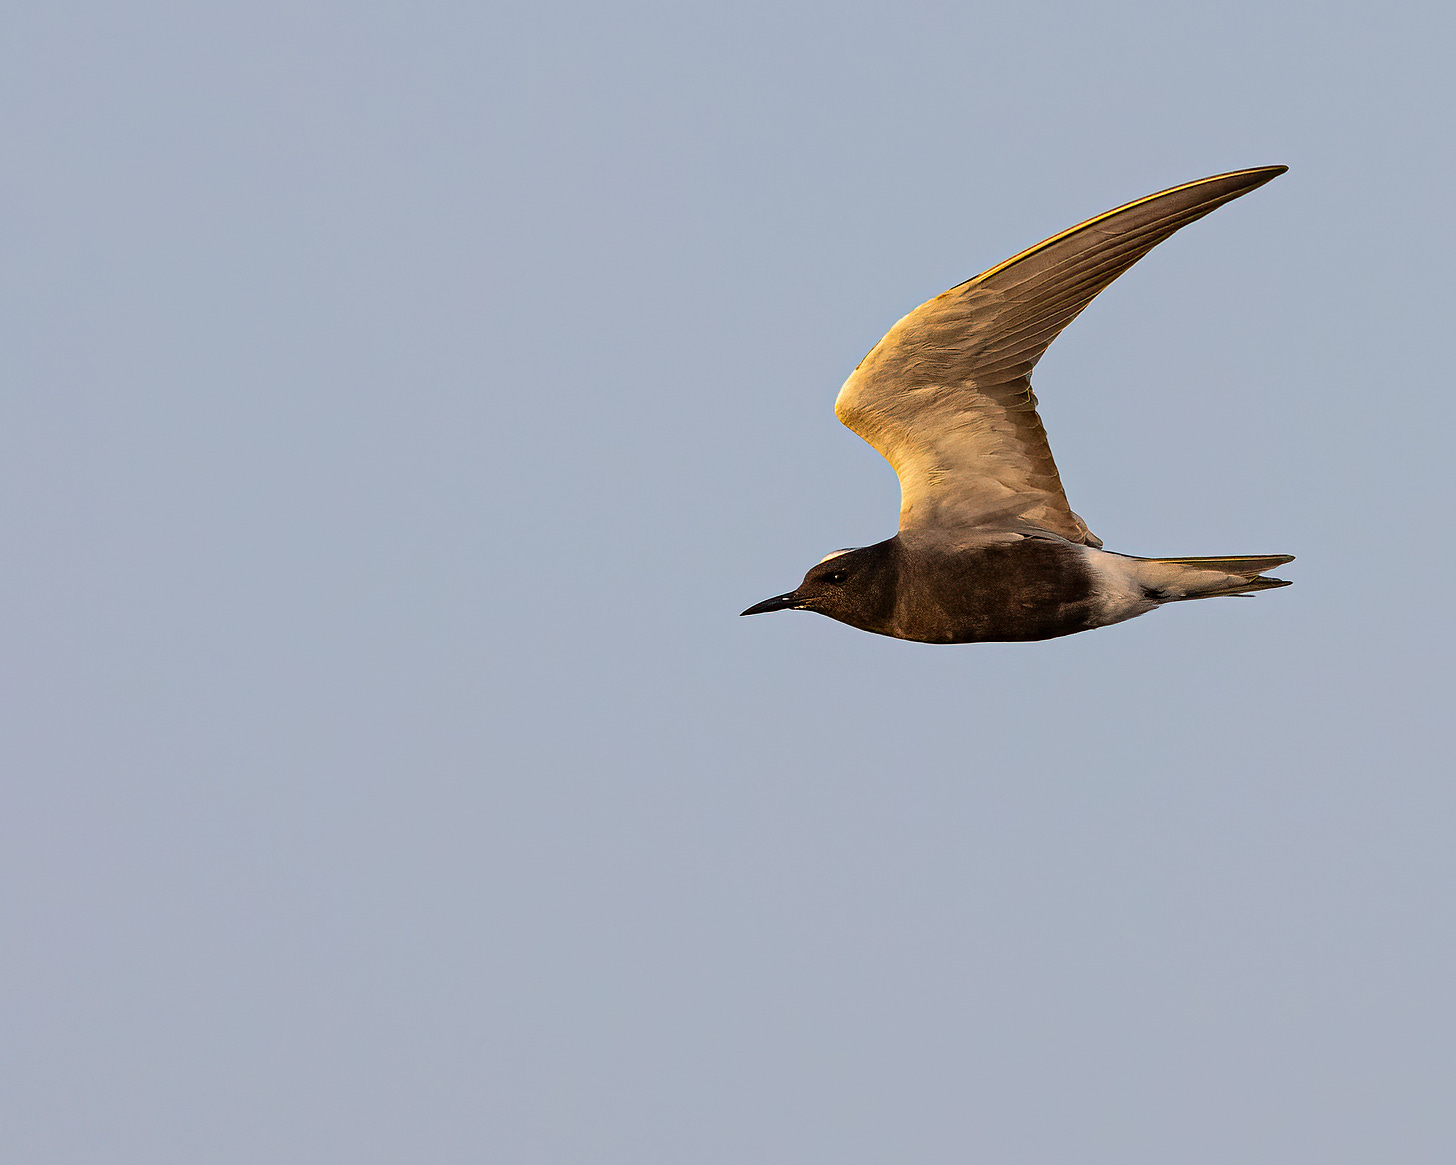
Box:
[964,165,1287,293]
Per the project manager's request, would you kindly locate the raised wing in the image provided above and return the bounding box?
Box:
[834,166,1286,543]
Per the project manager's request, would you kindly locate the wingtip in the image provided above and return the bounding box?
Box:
[1161,164,1289,201]
[1244,163,1289,183]
[1192,164,1288,194]
[1218,164,1288,192]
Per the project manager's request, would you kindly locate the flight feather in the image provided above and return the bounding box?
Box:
[833,166,1287,543]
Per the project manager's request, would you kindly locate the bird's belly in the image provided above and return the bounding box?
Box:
[888,540,1104,644]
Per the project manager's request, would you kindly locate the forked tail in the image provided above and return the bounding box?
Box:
[1131,554,1294,601]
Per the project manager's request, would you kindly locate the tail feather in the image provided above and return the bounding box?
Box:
[1128,553,1295,602]
[1139,553,1294,574]
[1169,574,1293,599]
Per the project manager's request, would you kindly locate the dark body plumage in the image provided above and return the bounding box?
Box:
[743,536,1100,643]
[741,167,1294,643]
[890,539,1098,643]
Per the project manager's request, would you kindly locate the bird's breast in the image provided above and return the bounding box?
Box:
[890,537,1102,643]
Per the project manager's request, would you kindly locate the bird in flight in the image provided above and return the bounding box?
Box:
[742,166,1293,644]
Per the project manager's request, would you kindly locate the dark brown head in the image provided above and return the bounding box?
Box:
[740,540,897,633]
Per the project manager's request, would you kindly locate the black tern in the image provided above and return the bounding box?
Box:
[742,166,1293,644]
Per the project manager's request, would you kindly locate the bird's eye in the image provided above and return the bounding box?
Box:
[828,571,847,584]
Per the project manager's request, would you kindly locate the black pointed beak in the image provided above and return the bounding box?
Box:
[740,591,801,616]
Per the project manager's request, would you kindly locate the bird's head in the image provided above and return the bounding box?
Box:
[740,544,892,627]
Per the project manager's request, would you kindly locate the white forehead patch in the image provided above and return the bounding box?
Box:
[817,548,858,564]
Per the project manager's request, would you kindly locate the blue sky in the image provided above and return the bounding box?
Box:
[3,2,1454,1161]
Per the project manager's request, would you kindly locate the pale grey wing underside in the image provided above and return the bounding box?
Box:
[834,166,1287,543]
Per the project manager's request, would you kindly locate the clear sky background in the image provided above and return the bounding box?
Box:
[4,2,1454,1162]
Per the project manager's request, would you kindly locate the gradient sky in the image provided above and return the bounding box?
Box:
[4,2,1454,1162]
